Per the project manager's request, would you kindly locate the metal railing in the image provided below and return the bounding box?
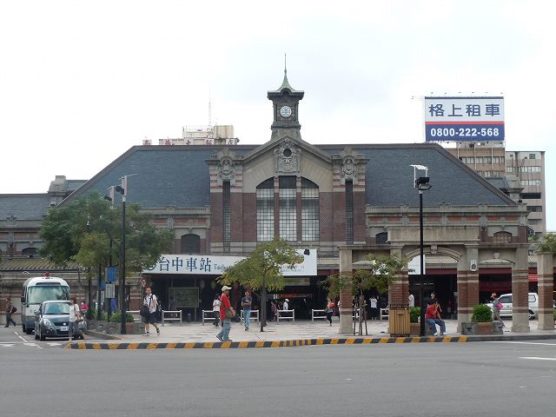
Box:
[161,310,182,325]
[311,309,327,321]
[240,310,260,322]
[202,310,218,325]
[277,309,295,322]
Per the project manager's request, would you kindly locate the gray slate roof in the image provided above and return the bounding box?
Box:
[63,142,515,209]
[0,194,51,221]
[321,144,514,208]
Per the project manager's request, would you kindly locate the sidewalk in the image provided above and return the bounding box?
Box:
[72,318,556,350]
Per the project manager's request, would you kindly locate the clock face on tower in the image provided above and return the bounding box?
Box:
[279,105,292,118]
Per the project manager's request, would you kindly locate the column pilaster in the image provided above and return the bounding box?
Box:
[511,246,530,333]
[537,252,555,330]
[338,247,353,335]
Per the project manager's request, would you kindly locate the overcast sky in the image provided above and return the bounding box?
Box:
[1,1,554,230]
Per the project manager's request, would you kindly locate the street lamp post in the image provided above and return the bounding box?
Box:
[115,177,127,334]
[411,165,431,337]
[104,186,116,319]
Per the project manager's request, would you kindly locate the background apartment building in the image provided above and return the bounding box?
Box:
[447,144,546,239]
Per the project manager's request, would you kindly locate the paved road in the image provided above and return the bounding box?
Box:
[2,327,556,417]
[0,326,66,350]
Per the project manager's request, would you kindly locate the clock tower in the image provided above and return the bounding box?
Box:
[267,68,304,141]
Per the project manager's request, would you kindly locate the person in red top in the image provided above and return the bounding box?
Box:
[425,299,446,336]
[216,286,235,342]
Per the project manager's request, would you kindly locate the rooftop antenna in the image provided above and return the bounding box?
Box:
[284,53,287,75]
[208,90,212,127]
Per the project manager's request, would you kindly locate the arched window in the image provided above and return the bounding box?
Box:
[180,234,201,254]
[302,178,319,241]
[279,176,297,241]
[22,247,38,258]
[257,178,275,242]
[493,231,512,244]
[256,176,320,242]
[375,232,388,244]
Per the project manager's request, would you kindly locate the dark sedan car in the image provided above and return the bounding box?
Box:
[34,300,84,340]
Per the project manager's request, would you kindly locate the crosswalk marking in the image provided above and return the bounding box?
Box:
[0,344,15,348]
[520,357,556,361]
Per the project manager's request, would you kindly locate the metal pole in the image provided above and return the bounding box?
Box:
[97,264,102,320]
[119,196,126,334]
[419,190,426,336]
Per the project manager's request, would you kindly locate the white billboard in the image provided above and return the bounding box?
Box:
[143,249,318,276]
[425,96,504,142]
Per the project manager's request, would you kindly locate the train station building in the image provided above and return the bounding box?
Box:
[1,72,554,333]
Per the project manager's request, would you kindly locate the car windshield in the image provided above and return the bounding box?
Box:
[43,303,70,315]
[28,285,70,304]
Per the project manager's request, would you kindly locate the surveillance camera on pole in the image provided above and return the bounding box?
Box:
[410,164,432,191]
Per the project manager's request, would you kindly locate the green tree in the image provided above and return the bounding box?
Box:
[218,239,303,332]
[324,254,407,335]
[40,193,173,316]
[536,232,556,253]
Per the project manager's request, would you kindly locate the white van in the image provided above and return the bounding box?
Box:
[20,275,70,334]
[487,292,538,320]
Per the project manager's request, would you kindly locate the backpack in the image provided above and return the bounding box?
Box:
[495,302,503,311]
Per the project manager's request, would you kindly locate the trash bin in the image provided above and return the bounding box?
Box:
[388,305,410,337]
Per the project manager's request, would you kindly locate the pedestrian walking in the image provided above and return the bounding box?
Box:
[408,292,415,308]
[216,286,235,342]
[325,298,335,326]
[212,293,221,327]
[490,292,503,324]
[283,298,290,311]
[4,296,17,327]
[143,286,160,336]
[369,295,378,320]
[79,300,89,316]
[68,297,81,340]
[270,300,278,322]
[241,290,252,331]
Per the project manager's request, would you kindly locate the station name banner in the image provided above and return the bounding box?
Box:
[143,249,317,276]
[425,96,504,142]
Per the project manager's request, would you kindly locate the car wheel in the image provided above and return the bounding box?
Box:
[25,328,33,335]
[39,327,46,341]
[22,324,26,333]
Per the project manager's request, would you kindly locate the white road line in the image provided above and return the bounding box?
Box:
[14,331,29,343]
[23,342,42,349]
[0,344,15,348]
[520,357,556,361]
[492,341,556,346]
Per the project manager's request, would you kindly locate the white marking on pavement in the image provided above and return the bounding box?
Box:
[520,357,556,361]
[493,341,556,346]
[47,342,63,346]
[23,342,42,349]
[0,344,15,348]
[15,331,29,343]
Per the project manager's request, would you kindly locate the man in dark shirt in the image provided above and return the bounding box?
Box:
[241,290,253,331]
